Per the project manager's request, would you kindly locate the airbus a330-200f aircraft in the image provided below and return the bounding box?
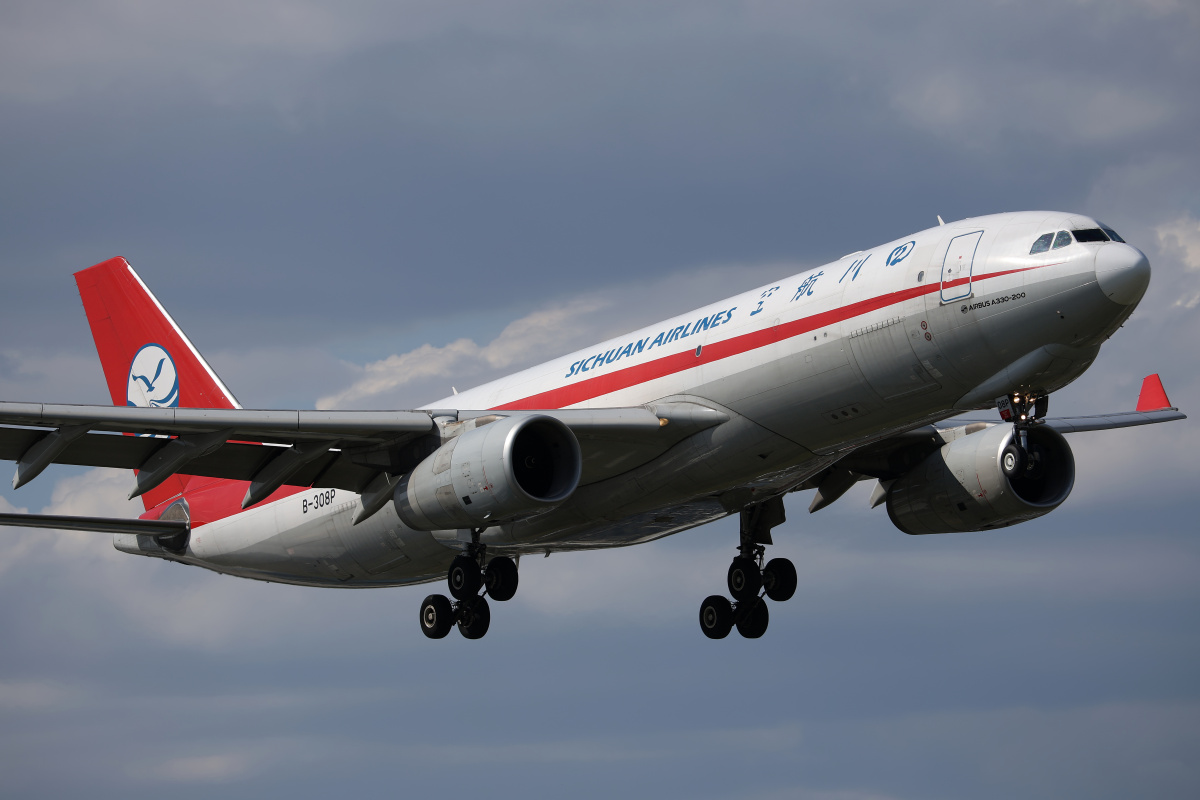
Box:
[0,211,1186,640]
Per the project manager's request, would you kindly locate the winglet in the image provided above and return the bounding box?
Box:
[1135,373,1172,412]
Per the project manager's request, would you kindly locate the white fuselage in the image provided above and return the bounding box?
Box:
[125,211,1145,587]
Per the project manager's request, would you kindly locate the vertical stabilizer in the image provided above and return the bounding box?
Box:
[74,257,241,510]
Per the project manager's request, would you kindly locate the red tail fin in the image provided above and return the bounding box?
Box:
[75,257,242,511]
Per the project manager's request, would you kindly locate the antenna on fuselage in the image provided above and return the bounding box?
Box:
[937,215,946,226]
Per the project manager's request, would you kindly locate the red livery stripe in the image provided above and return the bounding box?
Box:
[495,265,1045,411]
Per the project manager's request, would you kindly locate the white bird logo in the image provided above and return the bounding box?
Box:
[126,344,179,409]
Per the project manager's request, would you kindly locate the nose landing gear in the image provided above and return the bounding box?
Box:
[419,531,519,640]
[998,392,1049,479]
[699,497,796,640]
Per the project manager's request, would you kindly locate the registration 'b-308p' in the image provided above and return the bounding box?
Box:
[0,211,1185,640]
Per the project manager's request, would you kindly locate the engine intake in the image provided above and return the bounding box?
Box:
[886,423,1074,535]
[394,414,582,531]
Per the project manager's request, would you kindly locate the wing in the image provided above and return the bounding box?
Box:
[0,400,727,513]
[798,374,1186,513]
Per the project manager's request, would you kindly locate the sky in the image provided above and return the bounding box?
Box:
[1,1,1198,797]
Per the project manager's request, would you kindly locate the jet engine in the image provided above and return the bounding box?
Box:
[885,423,1075,535]
[394,414,582,531]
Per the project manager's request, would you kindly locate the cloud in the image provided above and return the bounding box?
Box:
[0,469,136,575]
[316,297,605,409]
[0,4,1198,797]
[0,494,27,514]
[1157,214,1200,271]
[1158,212,1200,308]
[43,468,142,518]
[317,260,797,409]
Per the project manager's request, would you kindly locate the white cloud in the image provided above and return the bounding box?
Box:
[316,298,605,409]
[0,494,27,514]
[1157,214,1200,271]
[43,467,142,518]
[0,469,137,574]
[318,259,797,409]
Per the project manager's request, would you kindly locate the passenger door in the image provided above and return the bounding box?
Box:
[940,230,984,303]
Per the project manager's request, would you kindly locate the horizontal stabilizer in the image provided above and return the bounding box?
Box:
[0,512,188,537]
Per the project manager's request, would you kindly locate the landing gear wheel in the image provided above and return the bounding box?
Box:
[458,597,491,639]
[735,598,769,639]
[763,558,797,602]
[1001,443,1025,478]
[484,556,519,602]
[727,557,762,601]
[699,595,735,639]
[419,594,454,639]
[448,555,482,600]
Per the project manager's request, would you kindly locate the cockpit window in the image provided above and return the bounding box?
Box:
[1100,226,1125,243]
[1052,230,1073,250]
[1030,233,1054,254]
[1072,228,1109,243]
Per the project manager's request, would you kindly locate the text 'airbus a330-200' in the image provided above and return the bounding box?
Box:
[0,211,1185,640]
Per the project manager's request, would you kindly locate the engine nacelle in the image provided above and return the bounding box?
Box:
[394,414,582,531]
[885,423,1075,535]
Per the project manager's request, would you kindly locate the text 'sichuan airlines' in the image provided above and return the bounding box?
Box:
[0,212,1185,639]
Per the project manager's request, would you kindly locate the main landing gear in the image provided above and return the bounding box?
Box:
[419,533,519,641]
[999,392,1049,481]
[699,497,797,640]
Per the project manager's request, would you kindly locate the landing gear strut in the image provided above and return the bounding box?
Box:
[699,496,796,640]
[999,392,1049,479]
[419,529,519,640]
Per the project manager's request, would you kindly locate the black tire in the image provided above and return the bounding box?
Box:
[727,557,762,601]
[699,595,734,639]
[1001,443,1025,479]
[735,598,770,639]
[419,594,454,639]
[763,558,797,602]
[458,597,491,640]
[448,555,482,600]
[485,556,519,602]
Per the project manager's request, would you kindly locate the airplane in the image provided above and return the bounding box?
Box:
[0,210,1185,641]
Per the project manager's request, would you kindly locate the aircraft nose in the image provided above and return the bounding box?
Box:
[1095,243,1151,305]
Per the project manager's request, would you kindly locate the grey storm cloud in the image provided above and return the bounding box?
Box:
[0,1,1198,798]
